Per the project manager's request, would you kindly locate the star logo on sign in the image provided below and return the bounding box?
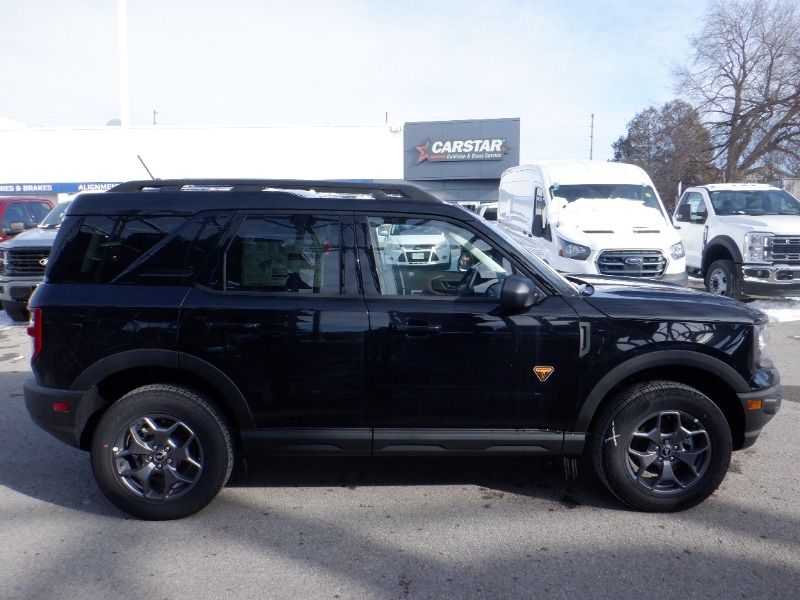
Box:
[415,140,431,164]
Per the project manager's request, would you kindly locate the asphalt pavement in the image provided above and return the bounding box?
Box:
[0,317,798,599]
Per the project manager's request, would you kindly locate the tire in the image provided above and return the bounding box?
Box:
[2,300,29,322]
[705,259,742,299]
[91,384,233,520]
[591,381,732,512]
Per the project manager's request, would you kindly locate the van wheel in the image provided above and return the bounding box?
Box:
[91,384,233,520]
[2,300,29,322]
[591,381,731,512]
[705,259,742,299]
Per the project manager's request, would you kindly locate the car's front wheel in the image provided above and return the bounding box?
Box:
[91,384,233,520]
[591,381,732,512]
[705,259,742,299]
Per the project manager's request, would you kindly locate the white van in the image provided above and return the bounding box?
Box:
[498,160,687,283]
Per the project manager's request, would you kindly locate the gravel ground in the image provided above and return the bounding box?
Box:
[0,317,798,600]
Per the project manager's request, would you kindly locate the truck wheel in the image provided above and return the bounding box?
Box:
[591,381,732,512]
[2,300,29,322]
[705,259,742,298]
[91,384,233,520]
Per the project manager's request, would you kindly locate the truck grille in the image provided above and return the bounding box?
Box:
[0,248,50,277]
[597,250,666,277]
[771,237,800,262]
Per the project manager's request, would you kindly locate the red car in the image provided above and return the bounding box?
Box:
[0,197,54,241]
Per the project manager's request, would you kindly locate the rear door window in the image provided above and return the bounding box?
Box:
[215,214,342,294]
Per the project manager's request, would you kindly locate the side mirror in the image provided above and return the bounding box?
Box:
[376,224,391,237]
[9,222,25,233]
[674,204,691,222]
[500,275,543,310]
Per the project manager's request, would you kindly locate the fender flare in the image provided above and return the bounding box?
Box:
[703,235,743,272]
[573,349,749,433]
[70,349,255,429]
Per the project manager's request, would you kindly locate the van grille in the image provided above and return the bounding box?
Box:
[597,250,666,277]
[0,248,50,277]
[771,237,800,262]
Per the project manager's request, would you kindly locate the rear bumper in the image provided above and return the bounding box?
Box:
[24,379,102,450]
[738,383,781,449]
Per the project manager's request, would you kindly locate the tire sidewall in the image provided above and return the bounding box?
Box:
[596,383,732,512]
[91,387,232,520]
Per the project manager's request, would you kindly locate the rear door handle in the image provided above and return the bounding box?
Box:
[390,323,442,335]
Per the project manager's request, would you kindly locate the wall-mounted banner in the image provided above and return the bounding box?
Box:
[404,118,520,181]
[0,182,121,195]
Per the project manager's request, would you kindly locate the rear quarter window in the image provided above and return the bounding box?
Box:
[47,213,229,285]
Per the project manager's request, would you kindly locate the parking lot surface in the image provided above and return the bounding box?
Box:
[1,314,798,599]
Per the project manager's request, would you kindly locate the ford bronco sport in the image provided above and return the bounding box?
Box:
[24,180,781,520]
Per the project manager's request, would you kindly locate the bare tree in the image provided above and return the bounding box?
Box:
[675,0,800,182]
[613,100,717,209]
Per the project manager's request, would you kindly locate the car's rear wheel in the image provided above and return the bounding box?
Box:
[591,381,732,512]
[2,300,29,322]
[91,384,233,520]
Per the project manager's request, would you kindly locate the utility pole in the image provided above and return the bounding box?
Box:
[589,113,594,160]
[153,109,157,126]
[117,0,129,127]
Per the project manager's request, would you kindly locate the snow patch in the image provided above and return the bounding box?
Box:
[749,298,800,322]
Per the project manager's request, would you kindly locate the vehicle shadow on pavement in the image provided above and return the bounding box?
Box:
[228,454,620,511]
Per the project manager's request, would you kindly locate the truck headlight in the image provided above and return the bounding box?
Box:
[670,242,685,260]
[557,237,591,261]
[744,232,773,263]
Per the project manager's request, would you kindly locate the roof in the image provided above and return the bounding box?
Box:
[506,160,652,186]
[66,179,465,218]
[699,183,781,192]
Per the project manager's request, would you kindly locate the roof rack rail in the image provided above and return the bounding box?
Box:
[108,179,440,203]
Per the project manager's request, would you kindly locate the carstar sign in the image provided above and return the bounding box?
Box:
[415,138,507,164]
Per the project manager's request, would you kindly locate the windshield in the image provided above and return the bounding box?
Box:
[39,201,71,228]
[709,190,800,216]
[553,184,661,212]
[390,224,442,236]
[488,222,578,295]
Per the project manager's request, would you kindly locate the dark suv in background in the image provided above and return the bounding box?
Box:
[24,180,780,520]
[0,201,70,321]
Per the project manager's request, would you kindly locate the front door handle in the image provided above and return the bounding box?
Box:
[390,323,442,335]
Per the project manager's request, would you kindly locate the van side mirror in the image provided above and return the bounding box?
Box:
[500,275,543,310]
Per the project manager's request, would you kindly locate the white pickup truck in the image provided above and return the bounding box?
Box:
[673,183,800,298]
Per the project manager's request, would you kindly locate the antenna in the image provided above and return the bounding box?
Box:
[137,154,156,180]
[589,113,594,160]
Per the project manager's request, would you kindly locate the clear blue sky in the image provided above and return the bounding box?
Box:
[0,0,710,162]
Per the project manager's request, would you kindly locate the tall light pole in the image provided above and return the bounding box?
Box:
[117,0,130,127]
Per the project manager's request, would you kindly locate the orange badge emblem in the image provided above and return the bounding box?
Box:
[533,366,554,382]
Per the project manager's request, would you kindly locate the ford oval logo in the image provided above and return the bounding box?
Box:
[624,257,643,265]
[39,257,48,267]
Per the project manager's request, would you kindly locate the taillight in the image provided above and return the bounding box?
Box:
[27,307,42,361]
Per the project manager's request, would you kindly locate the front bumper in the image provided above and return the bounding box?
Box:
[0,277,39,302]
[738,381,781,449]
[742,264,800,297]
[24,379,103,450]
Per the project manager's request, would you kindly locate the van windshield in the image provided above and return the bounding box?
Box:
[709,189,800,216]
[554,184,661,211]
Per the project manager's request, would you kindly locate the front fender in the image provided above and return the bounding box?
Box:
[573,349,750,432]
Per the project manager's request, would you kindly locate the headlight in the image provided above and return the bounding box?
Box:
[557,237,591,261]
[744,232,773,263]
[670,242,685,260]
[753,322,771,368]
